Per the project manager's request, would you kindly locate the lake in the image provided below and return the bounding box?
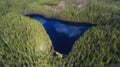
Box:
[28,15,92,54]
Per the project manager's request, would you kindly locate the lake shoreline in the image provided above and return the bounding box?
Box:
[25,14,97,27]
[28,15,93,54]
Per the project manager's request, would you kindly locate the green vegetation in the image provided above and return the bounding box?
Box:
[65,26,120,67]
[0,12,53,66]
[0,0,120,67]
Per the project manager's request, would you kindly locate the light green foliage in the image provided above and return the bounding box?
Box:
[37,0,59,5]
[58,4,120,26]
[20,0,120,28]
[0,12,52,66]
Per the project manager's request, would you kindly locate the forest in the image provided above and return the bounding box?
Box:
[0,0,120,67]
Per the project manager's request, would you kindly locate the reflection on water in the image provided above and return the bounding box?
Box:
[29,15,91,54]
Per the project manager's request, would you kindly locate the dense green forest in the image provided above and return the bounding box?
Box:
[65,26,120,67]
[0,12,53,66]
[0,0,120,67]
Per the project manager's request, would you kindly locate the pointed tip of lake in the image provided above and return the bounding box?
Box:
[29,15,91,54]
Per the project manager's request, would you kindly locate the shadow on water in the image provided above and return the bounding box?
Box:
[27,14,96,54]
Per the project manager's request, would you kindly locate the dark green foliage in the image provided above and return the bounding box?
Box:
[65,26,120,67]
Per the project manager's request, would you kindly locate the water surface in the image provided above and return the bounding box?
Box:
[29,15,92,54]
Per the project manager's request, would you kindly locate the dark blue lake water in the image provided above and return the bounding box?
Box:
[29,15,92,54]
